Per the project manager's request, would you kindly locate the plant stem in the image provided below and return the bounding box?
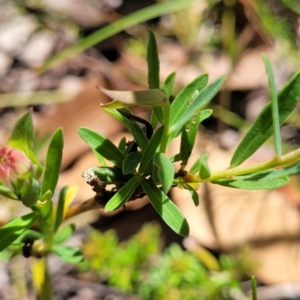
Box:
[160,103,171,153]
[64,197,102,220]
[190,147,300,183]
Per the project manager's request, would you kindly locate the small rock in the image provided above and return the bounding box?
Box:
[18,31,56,67]
[0,16,37,55]
[0,52,13,78]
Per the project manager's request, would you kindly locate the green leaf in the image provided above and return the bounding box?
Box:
[198,153,211,179]
[152,72,176,126]
[231,70,300,167]
[52,244,84,264]
[153,153,174,193]
[100,88,167,108]
[162,72,176,99]
[0,185,18,200]
[122,152,142,175]
[85,166,131,185]
[8,111,42,177]
[103,108,133,129]
[53,224,76,244]
[103,108,148,150]
[181,182,200,206]
[118,137,127,153]
[138,126,165,173]
[54,186,68,231]
[21,178,40,207]
[170,76,226,133]
[189,159,201,174]
[212,176,289,190]
[170,74,208,130]
[141,178,189,236]
[199,109,213,123]
[41,128,63,196]
[263,56,281,157]
[105,176,139,211]
[179,108,203,167]
[40,128,63,220]
[147,29,160,89]
[78,127,125,168]
[0,212,38,252]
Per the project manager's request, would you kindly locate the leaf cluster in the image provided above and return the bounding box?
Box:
[79,31,300,236]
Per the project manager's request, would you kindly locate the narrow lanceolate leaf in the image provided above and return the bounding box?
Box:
[40,128,63,220]
[231,70,300,167]
[0,185,18,200]
[138,126,165,173]
[54,186,68,232]
[118,108,151,147]
[78,127,125,168]
[0,212,38,252]
[141,178,189,236]
[152,72,176,126]
[199,109,213,123]
[103,108,133,129]
[198,153,211,179]
[170,74,208,129]
[122,152,142,175]
[153,153,175,194]
[105,176,138,211]
[212,176,289,190]
[100,88,167,108]
[263,56,281,157]
[179,109,202,167]
[52,245,84,264]
[162,72,176,99]
[147,29,160,89]
[181,182,200,206]
[53,224,76,244]
[170,76,226,133]
[41,128,64,196]
[8,111,42,177]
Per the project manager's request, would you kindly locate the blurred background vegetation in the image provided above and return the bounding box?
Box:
[1,0,300,299]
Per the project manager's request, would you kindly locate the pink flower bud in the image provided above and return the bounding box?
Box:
[0,145,32,189]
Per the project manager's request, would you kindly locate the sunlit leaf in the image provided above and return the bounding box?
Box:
[170,74,208,130]
[263,56,281,157]
[40,128,64,220]
[53,224,76,244]
[153,152,175,193]
[231,70,300,167]
[100,88,167,108]
[139,126,165,173]
[0,212,38,252]
[198,153,211,180]
[105,176,139,211]
[141,178,189,236]
[78,127,125,168]
[0,185,18,200]
[170,76,226,134]
[212,176,289,190]
[52,245,84,264]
